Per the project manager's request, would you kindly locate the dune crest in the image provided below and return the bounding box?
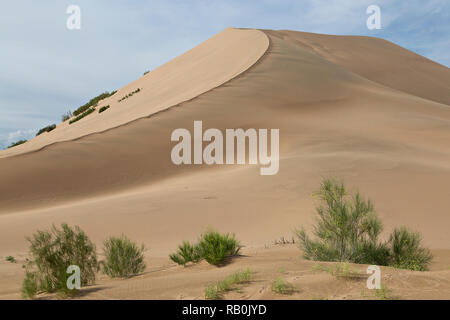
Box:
[1,27,269,158]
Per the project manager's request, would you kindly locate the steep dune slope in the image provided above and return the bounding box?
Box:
[0,27,449,260]
[267,30,450,105]
[0,27,269,158]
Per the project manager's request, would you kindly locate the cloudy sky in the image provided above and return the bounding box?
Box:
[1,0,449,149]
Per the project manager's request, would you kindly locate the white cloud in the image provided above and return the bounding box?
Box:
[0,129,35,149]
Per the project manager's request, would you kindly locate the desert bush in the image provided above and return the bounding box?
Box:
[73,91,115,116]
[143,70,150,75]
[6,256,16,263]
[61,111,73,122]
[21,223,98,299]
[169,241,201,266]
[196,231,241,266]
[296,178,386,264]
[170,231,241,267]
[36,124,56,136]
[98,105,110,113]
[296,178,432,270]
[7,140,27,149]
[388,227,432,271]
[69,107,95,124]
[102,235,146,278]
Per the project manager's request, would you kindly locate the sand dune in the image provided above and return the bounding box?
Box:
[0,28,449,299]
[0,27,269,158]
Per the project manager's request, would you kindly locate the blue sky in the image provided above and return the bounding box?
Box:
[0,0,449,149]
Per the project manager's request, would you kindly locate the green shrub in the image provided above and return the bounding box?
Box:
[271,277,295,295]
[21,223,98,299]
[7,140,27,149]
[143,70,150,75]
[296,178,386,264]
[98,105,110,113]
[62,111,73,122]
[196,231,241,266]
[204,269,252,299]
[296,178,432,271]
[388,227,432,271]
[73,91,115,116]
[36,124,56,136]
[69,107,95,124]
[170,231,241,267]
[102,235,146,278]
[169,241,201,266]
[6,256,16,263]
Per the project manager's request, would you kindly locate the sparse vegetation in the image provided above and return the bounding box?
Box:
[98,105,110,113]
[313,263,364,279]
[170,230,241,267]
[169,241,201,266]
[69,107,95,124]
[102,235,146,278]
[21,223,98,299]
[273,236,295,245]
[7,140,27,149]
[73,91,116,116]
[61,111,73,122]
[118,88,141,102]
[204,268,252,300]
[143,70,150,75]
[296,178,432,271]
[278,267,287,274]
[374,285,396,300]
[36,124,56,136]
[6,256,16,263]
[271,277,295,295]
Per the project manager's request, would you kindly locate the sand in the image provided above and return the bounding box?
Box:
[0,27,449,299]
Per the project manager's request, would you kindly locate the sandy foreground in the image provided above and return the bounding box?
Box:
[0,28,449,299]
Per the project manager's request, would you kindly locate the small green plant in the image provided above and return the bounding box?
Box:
[36,124,56,136]
[169,241,201,266]
[102,235,146,278]
[278,267,287,274]
[196,230,241,266]
[118,88,141,102]
[21,223,98,299]
[170,230,241,267]
[313,263,364,279]
[6,256,16,263]
[388,227,432,271]
[374,285,396,300]
[7,140,27,149]
[204,269,252,300]
[272,277,295,295]
[98,105,110,113]
[143,70,150,75]
[69,107,95,124]
[61,111,73,122]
